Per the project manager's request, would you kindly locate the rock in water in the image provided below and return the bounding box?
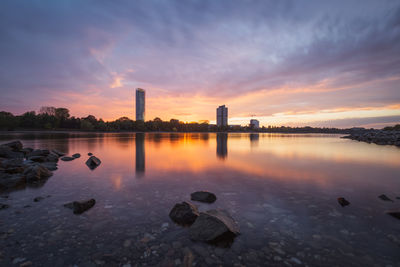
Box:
[72,153,81,158]
[61,156,75,161]
[24,165,52,182]
[88,152,93,156]
[1,141,23,151]
[0,203,9,210]
[189,209,240,243]
[51,149,65,157]
[379,194,394,202]
[28,156,46,162]
[337,197,350,207]
[86,156,101,170]
[387,211,400,220]
[191,191,217,203]
[64,199,96,214]
[169,202,199,225]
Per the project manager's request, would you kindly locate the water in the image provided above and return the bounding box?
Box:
[0,132,399,266]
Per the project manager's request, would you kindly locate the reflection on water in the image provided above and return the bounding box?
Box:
[1,132,400,266]
[217,133,228,159]
[135,133,145,175]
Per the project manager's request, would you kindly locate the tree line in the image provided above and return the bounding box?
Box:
[0,106,368,133]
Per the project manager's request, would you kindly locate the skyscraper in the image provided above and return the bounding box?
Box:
[136,88,145,121]
[216,105,228,127]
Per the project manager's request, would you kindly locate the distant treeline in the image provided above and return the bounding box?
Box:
[0,106,391,133]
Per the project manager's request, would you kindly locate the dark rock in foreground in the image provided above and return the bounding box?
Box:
[169,201,199,225]
[86,156,101,170]
[64,199,96,214]
[337,197,350,207]
[72,153,81,158]
[0,140,61,192]
[191,191,217,203]
[189,209,240,243]
[379,194,394,202]
[387,211,400,220]
[61,156,75,161]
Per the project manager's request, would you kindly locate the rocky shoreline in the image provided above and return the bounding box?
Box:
[342,130,400,146]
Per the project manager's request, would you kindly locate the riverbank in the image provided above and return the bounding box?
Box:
[342,130,400,146]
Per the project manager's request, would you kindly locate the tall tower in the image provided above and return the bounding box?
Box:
[136,88,145,121]
[216,105,228,126]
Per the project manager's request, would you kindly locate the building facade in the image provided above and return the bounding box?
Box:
[250,119,260,129]
[216,105,228,126]
[136,88,145,121]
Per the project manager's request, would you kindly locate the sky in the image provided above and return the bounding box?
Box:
[0,0,400,128]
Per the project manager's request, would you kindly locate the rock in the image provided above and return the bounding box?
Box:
[1,141,23,151]
[33,196,45,202]
[51,149,65,157]
[61,156,75,161]
[190,191,217,203]
[40,162,58,171]
[27,149,50,158]
[72,153,81,158]
[337,197,350,207]
[169,201,199,225]
[378,194,394,202]
[64,199,96,214]
[0,146,24,159]
[0,173,25,190]
[386,211,400,220]
[86,156,101,170]
[0,203,9,210]
[45,152,59,162]
[28,156,46,162]
[20,148,33,155]
[88,152,93,156]
[24,165,52,182]
[189,209,240,243]
[1,158,24,168]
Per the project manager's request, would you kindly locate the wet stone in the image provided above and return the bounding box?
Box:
[72,153,81,158]
[378,194,394,202]
[337,197,350,207]
[190,191,217,203]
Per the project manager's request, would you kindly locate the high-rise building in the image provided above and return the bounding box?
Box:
[216,105,228,126]
[136,88,145,121]
[250,119,260,129]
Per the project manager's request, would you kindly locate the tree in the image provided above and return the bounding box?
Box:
[0,111,18,130]
[39,106,56,116]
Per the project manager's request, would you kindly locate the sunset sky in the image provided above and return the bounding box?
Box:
[1,0,400,128]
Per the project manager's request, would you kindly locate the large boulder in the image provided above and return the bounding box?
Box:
[27,149,50,158]
[191,191,217,203]
[0,146,24,159]
[169,201,199,225]
[64,199,96,214]
[45,152,59,162]
[24,165,53,182]
[86,156,101,170]
[189,209,240,242]
[1,141,23,151]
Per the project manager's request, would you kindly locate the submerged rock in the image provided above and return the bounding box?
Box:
[86,156,101,170]
[337,197,350,207]
[72,153,81,158]
[169,201,199,225]
[189,209,240,243]
[64,199,96,214]
[0,203,9,210]
[378,194,394,202]
[61,156,75,161]
[387,211,400,220]
[191,191,217,203]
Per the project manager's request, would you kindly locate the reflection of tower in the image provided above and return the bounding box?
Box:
[250,133,259,148]
[135,133,145,176]
[216,133,228,159]
[136,88,145,121]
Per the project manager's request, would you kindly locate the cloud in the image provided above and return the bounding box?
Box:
[0,0,399,127]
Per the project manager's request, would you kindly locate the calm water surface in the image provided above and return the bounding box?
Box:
[0,132,399,267]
